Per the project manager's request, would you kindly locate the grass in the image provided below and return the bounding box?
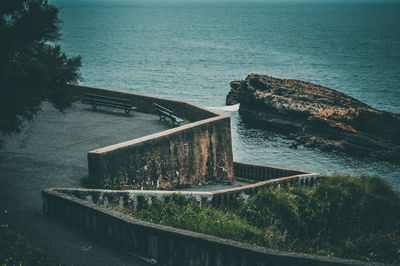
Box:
[136,195,266,245]
[105,174,400,264]
[0,225,50,265]
[239,175,400,263]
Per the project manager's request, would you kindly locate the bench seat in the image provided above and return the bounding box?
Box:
[153,103,183,127]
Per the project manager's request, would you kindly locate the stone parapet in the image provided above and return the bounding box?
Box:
[42,188,380,266]
[87,115,234,189]
[67,84,234,189]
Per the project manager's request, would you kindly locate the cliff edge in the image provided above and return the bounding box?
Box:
[227,74,400,163]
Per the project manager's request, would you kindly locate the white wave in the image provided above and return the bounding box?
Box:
[206,104,239,112]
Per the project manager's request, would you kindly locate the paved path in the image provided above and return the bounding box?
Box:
[0,102,173,265]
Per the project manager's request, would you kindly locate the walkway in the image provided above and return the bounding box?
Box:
[0,102,173,265]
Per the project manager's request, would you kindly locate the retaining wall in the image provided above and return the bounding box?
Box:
[233,162,306,181]
[42,188,379,266]
[52,165,318,210]
[208,162,319,207]
[68,85,234,189]
[68,84,217,122]
[88,116,234,189]
[54,188,214,210]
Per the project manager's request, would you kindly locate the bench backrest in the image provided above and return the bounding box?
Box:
[152,102,174,115]
[85,93,131,104]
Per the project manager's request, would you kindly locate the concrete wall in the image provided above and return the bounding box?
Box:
[42,189,378,266]
[54,188,214,210]
[211,162,319,207]
[51,165,319,210]
[233,162,307,181]
[88,116,234,189]
[68,84,218,122]
[68,84,234,189]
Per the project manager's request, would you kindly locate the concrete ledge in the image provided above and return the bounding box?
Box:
[67,84,235,189]
[53,161,320,209]
[209,162,320,207]
[68,84,222,122]
[42,188,382,266]
[233,161,312,180]
[51,188,214,209]
[89,116,227,154]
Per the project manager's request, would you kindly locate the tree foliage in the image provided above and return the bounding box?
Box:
[0,0,81,134]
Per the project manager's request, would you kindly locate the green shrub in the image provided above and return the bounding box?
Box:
[106,175,400,264]
[239,175,400,263]
[0,226,50,265]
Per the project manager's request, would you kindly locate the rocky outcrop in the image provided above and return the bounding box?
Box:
[226,81,242,105]
[227,74,400,163]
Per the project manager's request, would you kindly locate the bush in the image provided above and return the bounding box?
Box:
[239,175,400,263]
[108,175,400,264]
[0,226,50,265]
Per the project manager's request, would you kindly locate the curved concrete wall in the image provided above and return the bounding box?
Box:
[42,188,378,266]
[68,84,218,122]
[68,85,234,189]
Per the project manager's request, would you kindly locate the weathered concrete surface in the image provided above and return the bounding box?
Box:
[48,161,318,210]
[0,102,172,265]
[88,116,234,190]
[227,74,400,163]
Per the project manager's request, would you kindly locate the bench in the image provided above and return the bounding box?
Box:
[152,103,183,127]
[83,93,137,115]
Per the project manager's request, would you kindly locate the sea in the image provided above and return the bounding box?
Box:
[51,0,400,190]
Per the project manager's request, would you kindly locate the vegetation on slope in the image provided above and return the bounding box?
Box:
[111,175,400,264]
[0,226,50,265]
[239,175,400,263]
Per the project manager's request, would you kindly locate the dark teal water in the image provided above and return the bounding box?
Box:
[53,0,400,189]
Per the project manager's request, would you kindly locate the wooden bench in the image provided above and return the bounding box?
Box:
[152,103,183,127]
[83,93,137,115]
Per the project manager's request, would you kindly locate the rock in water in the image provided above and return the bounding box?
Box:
[227,74,400,163]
